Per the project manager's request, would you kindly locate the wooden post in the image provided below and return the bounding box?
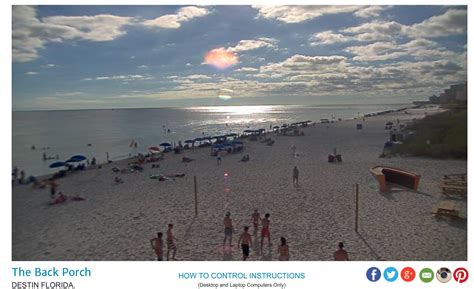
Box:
[194,176,198,216]
[355,183,359,233]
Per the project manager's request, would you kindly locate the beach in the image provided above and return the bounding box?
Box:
[12,105,467,261]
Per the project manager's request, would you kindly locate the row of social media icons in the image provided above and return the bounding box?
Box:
[366,267,469,283]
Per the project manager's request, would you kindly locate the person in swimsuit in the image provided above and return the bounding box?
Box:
[260,213,271,250]
[278,237,290,261]
[166,224,178,261]
[250,209,261,236]
[334,242,349,261]
[223,212,234,248]
[293,166,299,187]
[238,226,253,261]
[150,232,164,261]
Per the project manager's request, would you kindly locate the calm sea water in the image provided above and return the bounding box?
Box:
[12,104,407,176]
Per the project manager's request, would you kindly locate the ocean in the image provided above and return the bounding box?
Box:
[12,104,407,176]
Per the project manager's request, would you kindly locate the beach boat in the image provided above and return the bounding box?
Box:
[370,166,420,192]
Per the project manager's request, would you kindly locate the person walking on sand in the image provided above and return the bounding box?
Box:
[49,180,58,198]
[250,209,261,236]
[238,226,253,261]
[150,232,164,261]
[293,166,299,187]
[223,212,234,248]
[291,144,296,157]
[166,224,178,260]
[334,242,349,261]
[278,237,290,261]
[216,151,222,165]
[260,213,271,250]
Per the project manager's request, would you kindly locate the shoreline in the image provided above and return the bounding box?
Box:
[23,104,420,182]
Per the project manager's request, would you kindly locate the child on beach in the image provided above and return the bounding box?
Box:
[238,226,253,261]
[223,212,234,248]
[293,166,299,187]
[260,213,271,250]
[333,242,349,261]
[250,209,261,236]
[150,232,164,261]
[278,237,290,261]
[166,224,178,261]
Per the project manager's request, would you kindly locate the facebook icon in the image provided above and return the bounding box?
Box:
[366,267,381,282]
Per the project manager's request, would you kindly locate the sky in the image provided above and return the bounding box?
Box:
[12,5,467,110]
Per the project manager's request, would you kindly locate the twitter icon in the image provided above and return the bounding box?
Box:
[384,267,399,282]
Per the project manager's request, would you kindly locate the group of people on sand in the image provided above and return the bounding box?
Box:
[223,210,289,261]
[150,224,178,261]
[149,212,350,262]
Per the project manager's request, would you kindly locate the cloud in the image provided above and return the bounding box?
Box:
[235,67,259,72]
[252,5,361,23]
[138,65,148,68]
[345,38,460,62]
[25,71,37,75]
[204,48,239,69]
[354,6,393,18]
[342,20,404,42]
[310,31,350,45]
[405,9,467,38]
[227,38,278,53]
[84,74,153,81]
[143,6,210,28]
[12,6,132,62]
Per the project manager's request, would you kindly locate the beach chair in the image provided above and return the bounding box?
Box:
[432,200,459,217]
[441,174,467,198]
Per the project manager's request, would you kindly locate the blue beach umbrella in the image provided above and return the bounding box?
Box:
[184,140,194,144]
[66,155,87,162]
[49,161,66,168]
[160,142,171,147]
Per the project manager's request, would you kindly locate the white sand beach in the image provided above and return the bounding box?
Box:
[12,106,467,261]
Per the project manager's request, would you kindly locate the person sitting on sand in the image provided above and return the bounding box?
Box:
[334,242,349,261]
[238,226,253,261]
[114,176,123,184]
[166,224,178,261]
[278,237,290,261]
[250,209,261,236]
[260,213,271,250]
[91,157,97,166]
[50,192,67,205]
[150,232,164,261]
[293,166,299,187]
[182,156,193,163]
[240,155,249,162]
[223,212,234,248]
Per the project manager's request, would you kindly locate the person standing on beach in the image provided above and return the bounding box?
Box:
[238,226,253,261]
[250,209,261,236]
[293,166,299,187]
[260,213,271,250]
[334,242,349,261]
[12,167,18,183]
[49,180,58,198]
[217,150,222,165]
[166,224,178,261]
[150,232,164,261]
[223,212,234,248]
[19,170,25,184]
[278,237,290,261]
